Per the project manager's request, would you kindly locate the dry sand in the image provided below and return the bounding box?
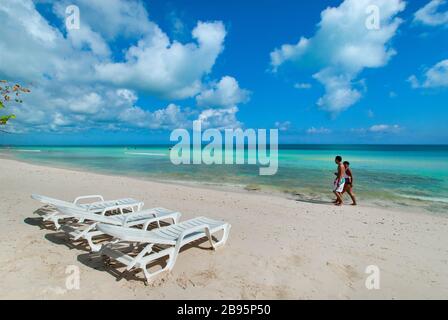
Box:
[0,158,447,299]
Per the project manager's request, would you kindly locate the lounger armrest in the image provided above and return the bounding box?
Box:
[177,224,211,245]
[73,223,98,240]
[73,195,104,204]
[98,203,138,215]
[127,244,154,271]
[141,215,174,229]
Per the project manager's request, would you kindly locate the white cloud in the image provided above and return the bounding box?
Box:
[197,106,242,130]
[0,0,242,133]
[294,83,312,89]
[414,0,448,27]
[307,127,332,134]
[119,103,189,130]
[408,59,448,88]
[407,75,420,88]
[53,0,154,40]
[270,37,309,72]
[68,92,103,114]
[350,124,402,135]
[274,121,291,131]
[0,0,70,81]
[168,11,187,38]
[95,21,227,99]
[389,91,397,98]
[270,0,405,114]
[369,124,401,133]
[66,25,111,57]
[196,76,251,108]
[6,84,191,133]
[313,70,363,112]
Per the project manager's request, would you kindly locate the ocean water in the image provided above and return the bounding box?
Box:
[1,145,448,213]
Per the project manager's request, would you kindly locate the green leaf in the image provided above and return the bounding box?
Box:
[0,114,15,125]
[0,100,3,109]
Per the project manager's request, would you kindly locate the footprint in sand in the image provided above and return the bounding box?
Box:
[326,262,363,288]
[176,268,218,289]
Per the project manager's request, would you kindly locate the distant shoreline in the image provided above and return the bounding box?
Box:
[1,153,445,216]
[2,144,448,148]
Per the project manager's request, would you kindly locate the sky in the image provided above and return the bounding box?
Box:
[0,0,447,145]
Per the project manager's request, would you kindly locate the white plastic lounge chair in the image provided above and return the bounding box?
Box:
[97,217,231,283]
[31,194,143,229]
[58,206,181,252]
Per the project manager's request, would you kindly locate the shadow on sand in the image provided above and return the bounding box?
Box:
[26,210,219,285]
[295,198,334,205]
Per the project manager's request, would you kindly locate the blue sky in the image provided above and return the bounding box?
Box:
[0,0,447,145]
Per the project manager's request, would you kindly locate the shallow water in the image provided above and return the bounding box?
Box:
[2,145,448,213]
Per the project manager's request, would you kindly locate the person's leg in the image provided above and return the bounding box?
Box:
[347,186,357,205]
[341,184,348,199]
[334,181,345,205]
[333,191,340,204]
[335,192,343,205]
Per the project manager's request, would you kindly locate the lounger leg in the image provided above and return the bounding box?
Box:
[52,217,61,230]
[211,225,231,250]
[142,247,176,282]
[165,248,177,271]
[142,264,168,283]
[86,234,102,252]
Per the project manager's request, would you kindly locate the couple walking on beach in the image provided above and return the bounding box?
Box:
[333,155,357,206]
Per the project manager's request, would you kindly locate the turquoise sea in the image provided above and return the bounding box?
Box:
[1,145,448,213]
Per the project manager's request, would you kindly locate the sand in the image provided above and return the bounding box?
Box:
[0,158,447,299]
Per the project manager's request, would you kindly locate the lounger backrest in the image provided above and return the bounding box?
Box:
[97,223,177,245]
[57,207,122,225]
[31,194,78,209]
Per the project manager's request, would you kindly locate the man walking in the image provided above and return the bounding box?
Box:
[333,156,346,206]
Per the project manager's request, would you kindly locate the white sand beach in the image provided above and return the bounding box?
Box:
[0,157,447,299]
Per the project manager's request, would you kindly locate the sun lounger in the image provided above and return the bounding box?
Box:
[31,194,143,229]
[97,217,231,283]
[58,206,181,252]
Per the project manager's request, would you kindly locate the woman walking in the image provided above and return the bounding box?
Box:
[342,161,357,206]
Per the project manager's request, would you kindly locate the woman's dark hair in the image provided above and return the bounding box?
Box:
[335,156,342,162]
[343,161,350,165]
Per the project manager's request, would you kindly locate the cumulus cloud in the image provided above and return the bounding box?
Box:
[6,84,193,133]
[274,121,291,131]
[307,127,332,134]
[119,103,190,130]
[197,106,242,130]
[414,0,448,27]
[369,124,401,133]
[0,0,243,133]
[53,0,155,40]
[194,76,250,129]
[350,124,402,135]
[408,59,448,88]
[94,21,227,99]
[196,76,251,108]
[294,83,312,89]
[270,0,405,114]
